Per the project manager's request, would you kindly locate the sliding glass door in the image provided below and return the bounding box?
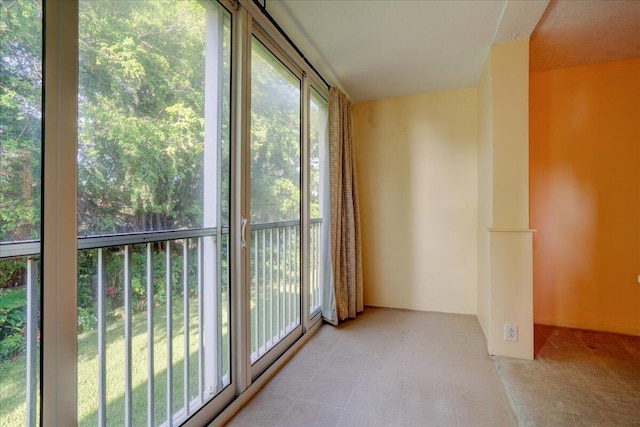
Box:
[249,36,302,373]
[1,1,331,424]
[76,1,232,425]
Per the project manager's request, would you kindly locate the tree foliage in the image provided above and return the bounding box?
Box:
[1,0,312,302]
[0,0,42,243]
[77,0,216,235]
[250,39,301,224]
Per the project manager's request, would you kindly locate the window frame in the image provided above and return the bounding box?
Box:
[35,0,331,424]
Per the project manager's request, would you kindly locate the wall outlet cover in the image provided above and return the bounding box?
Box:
[505,324,518,342]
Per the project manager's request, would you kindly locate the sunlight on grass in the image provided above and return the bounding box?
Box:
[0,351,37,426]
[77,297,229,426]
[0,297,228,427]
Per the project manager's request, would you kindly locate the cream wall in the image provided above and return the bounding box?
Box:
[477,56,493,344]
[477,39,534,359]
[352,88,478,315]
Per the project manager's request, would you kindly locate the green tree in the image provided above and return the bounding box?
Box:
[250,40,301,224]
[0,0,42,243]
[78,0,210,235]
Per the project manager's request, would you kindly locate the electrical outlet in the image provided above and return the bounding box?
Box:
[505,324,518,342]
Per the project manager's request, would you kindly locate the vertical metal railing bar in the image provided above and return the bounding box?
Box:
[182,240,190,417]
[124,245,133,427]
[296,224,300,324]
[287,226,292,332]
[276,229,281,340]
[294,225,297,326]
[25,257,37,427]
[290,226,294,327]
[309,223,318,314]
[283,227,288,335]
[215,233,224,391]
[261,229,266,352]
[253,230,258,359]
[97,248,107,426]
[294,225,298,325]
[224,234,230,383]
[313,224,320,312]
[284,227,286,333]
[292,225,296,328]
[318,221,322,312]
[288,226,292,328]
[317,222,320,311]
[309,224,312,315]
[197,237,204,402]
[146,243,155,427]
[166,241,173,427]
[269,229,273,346]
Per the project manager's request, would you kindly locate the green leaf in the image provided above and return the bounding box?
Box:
[0,289,26,310]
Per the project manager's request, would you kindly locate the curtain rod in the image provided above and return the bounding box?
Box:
[253,0,331,90]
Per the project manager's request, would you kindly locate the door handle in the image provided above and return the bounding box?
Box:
[241,217,248,248]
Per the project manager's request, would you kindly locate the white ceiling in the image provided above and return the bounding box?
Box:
[265,0,548,103]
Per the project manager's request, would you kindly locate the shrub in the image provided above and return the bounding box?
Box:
[0,288,27,363]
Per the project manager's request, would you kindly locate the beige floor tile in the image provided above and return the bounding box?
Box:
[337,409,395,427]
[227,308,520,427]
[345,380,402,421]
[285,345,329,373]
[398,389,456,427]
[358,352,406,388]
[262,365,313,398]
[278,400,343,427]
[297,373,355,409]
[318,354,364,382]
[403,372,453,401]
[330,336,371,360]
[226,391,294,427]
[456,400,517,427]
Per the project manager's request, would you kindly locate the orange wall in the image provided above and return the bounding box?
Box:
[530,58,640,335]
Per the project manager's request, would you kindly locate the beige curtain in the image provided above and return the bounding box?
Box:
[328,87,363,322]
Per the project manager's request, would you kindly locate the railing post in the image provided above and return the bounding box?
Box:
[166,241,173,427]
[97,248,107,427]
[146,243,155,427]
[261,229,266,353]
[269,229,273,346]
[25,257,38,427]
[182,240,190,417]
[124,245,132,427]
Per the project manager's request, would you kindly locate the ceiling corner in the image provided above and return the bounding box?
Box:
[493,0,550,44]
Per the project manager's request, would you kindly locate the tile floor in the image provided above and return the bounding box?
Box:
[226,307,516,427]
[495,324,640,427]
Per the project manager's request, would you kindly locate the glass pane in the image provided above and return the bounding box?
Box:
[309,89,328,316]
[0,0,43,425]
[77,1,231,425]
[250,38,301,363]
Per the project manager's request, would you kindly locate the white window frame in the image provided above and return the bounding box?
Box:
[37,0,330,424]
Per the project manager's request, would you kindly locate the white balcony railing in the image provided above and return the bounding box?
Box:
[0,218,323,426]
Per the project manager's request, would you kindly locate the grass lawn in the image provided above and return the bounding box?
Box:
[0,297,229,427]
[0,278,307,426]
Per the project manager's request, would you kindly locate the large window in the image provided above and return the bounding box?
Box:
[249,37,302,365]
[76,1,231,425]
[0,0,42,425]
[0,0,331,424]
